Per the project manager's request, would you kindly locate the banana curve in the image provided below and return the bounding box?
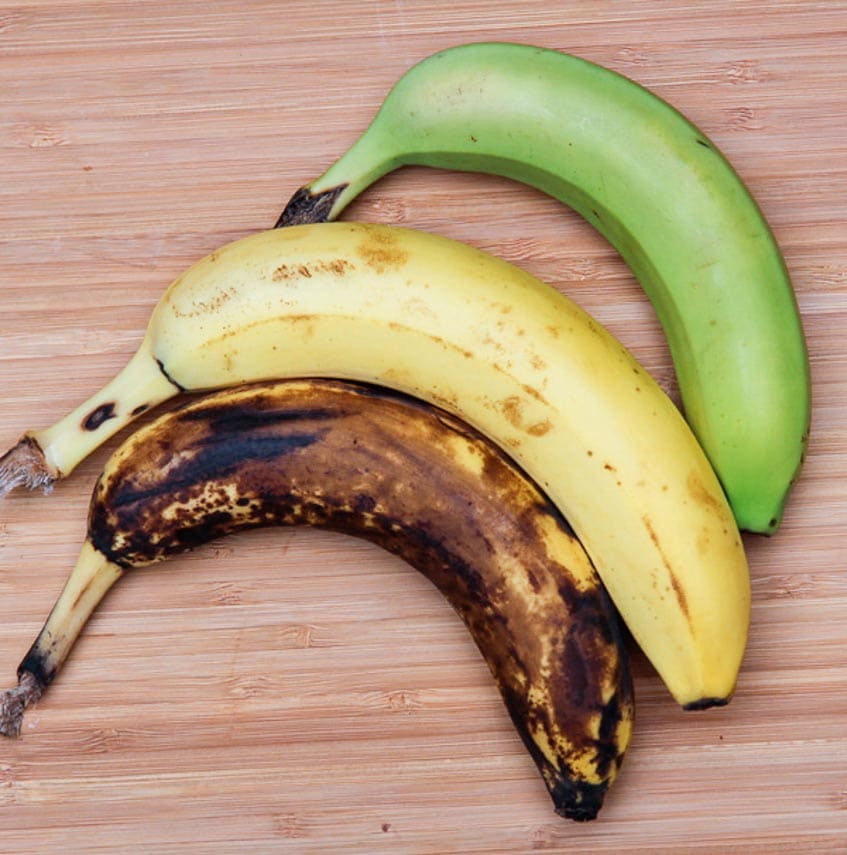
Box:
[1,222,750,709]
[276,41,811,534]
[2,378,634,822]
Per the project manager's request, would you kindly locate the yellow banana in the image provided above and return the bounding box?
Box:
[0,378,633,821]
[0,222,750,708]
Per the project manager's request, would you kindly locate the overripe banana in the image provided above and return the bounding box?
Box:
[0,378,634,821]
[276,41,811,535]
[0,222,750,708]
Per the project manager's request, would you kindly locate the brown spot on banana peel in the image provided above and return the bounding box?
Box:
[272,258,354,282]
[687,470,725,516]
[642,514,690,623]
[527,420,552,437]
[385,322,475,360]
[496,394,551,438]
[356,226,409,273]
[39,379,633,820]
[666,570,690,624]
[521,383,547,405]
[499,395,525,431]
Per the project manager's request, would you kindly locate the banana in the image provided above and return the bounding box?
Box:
[276,41,811,535]
[0,378,634,821]
[0,221,750,708]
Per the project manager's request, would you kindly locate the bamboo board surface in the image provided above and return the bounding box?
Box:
[1,2,845,852]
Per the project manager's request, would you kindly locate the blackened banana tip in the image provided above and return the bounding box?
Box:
[551,778,608,822]
[682,695,731,711]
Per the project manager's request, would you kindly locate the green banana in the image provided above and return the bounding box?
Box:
[277,41,811,535]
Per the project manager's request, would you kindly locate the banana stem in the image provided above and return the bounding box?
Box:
[31,342,179,483]
[0,672,43,738]
[276,125,402,227]
[1,541,124,737]
[1,342,177,496]
[274,184,348,227]
[0,437,54,498]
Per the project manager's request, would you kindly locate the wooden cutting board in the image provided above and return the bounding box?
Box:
[1,2,845,852]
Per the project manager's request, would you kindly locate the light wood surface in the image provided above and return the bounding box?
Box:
[1,2,845,852]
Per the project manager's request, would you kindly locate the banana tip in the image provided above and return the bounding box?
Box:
[550,778,607,822]
[682,695,730,712]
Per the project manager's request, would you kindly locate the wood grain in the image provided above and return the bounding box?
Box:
[1,2,845,852]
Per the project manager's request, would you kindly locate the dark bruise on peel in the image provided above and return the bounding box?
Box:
[82,402,117,432]
[181,399,341,433]
[22,380,631,819]
[274,184,348,227]
[89,425,330,565]
[156,358,187,393]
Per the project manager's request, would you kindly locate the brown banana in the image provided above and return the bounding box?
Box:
[0,378,633,821]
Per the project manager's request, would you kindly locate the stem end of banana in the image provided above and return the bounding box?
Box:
[0,437,55,499]
[0,672,44,738]
[274,184,347,227]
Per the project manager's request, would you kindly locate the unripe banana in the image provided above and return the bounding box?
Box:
[0,378,634,821]
[277,41,811,535]
[0,222,750,708]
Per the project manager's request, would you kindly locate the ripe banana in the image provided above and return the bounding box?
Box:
[0,221,750,708]
[276,41,811,535]
[0,378,634,821]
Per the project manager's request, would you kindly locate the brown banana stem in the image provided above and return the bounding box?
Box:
[0,437,54,498]
[0,672,44,737]
[274,185,346,228]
